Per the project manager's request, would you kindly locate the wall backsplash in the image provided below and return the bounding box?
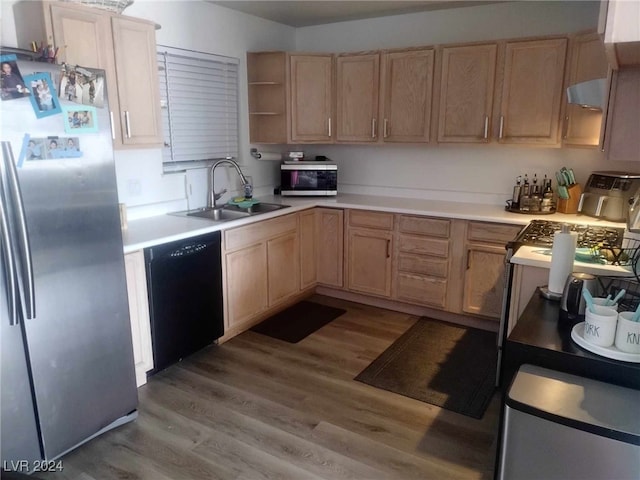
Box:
[299,144,640,206]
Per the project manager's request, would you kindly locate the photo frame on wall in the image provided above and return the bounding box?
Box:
[23,72,62,118]
[63,105,98,133]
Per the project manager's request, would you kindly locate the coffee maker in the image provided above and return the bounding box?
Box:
[559,272,601,326]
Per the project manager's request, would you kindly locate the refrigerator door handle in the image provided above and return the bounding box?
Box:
[0,184,19,326]
[1,142,35,319]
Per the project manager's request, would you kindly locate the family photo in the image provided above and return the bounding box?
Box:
[23,72,62,118]
[63,106,98,133]
[59,64,105,107]
[23,136,82,161]
[0,56,29,101]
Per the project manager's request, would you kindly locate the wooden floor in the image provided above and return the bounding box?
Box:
[39,295,500,480]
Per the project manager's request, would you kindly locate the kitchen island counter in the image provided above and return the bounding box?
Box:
[122,193,626,253]
[503,288,640,391]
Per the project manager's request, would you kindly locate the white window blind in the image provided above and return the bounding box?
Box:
[158,46,239,171]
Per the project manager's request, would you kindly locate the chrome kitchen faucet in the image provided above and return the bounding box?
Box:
[208,158,251,209]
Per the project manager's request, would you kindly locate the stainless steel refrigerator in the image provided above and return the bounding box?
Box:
[1,58,137,472]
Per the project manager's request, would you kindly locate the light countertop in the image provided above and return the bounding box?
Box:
[511,245,635,277]
[121,193,628,260]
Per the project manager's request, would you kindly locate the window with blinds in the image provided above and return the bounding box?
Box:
[157,46,239,172]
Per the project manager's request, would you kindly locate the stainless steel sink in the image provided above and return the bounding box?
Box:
[224,202,290,215]
[169,202,290,222]
[187,208,251,221]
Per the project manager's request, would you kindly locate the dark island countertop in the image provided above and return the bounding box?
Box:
[502,289,640,391]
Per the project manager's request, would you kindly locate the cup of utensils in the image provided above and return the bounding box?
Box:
[582,289,640,353]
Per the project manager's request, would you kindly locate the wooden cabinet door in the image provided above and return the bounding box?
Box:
[317,208,344,287]
[289,54,333,143]
[48,3,122,145]
[111,16,163,146]
[462,244,507,320]
[563,32,609,148]
[605,67,640,161]
[336,54,380,142]
[346,228,392,297]
[299,209,317,289]
[497,38,567,145]
[381,49,434,143]
[267,232,300,306]
[225,243,268,328]
[124,250,153,387]
[437,44,497,143]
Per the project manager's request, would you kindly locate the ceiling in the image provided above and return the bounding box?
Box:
[208,1,506,27]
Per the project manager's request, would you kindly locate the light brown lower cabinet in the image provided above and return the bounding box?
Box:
[344,210,394,297]
[123,250,154,387]
[462,243,508,319]
[393,215,451,309]
[461,221,522,320]
[316,208,344,287]
[267,232,300,306]
[225,243,268,329]
[299,209,317,289]
[223,213,300,332]
[346,227,393,298]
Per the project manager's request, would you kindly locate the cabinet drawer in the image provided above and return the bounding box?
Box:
[348,210,394,230]
[467,221,522,244]
[397,253,448,278]
[398,234,449,257]
[398,215,450,237]
[396,273,447,309]
[225,214,297,251]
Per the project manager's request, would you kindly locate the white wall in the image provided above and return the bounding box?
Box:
[1,0,295,219]
[294,0,640,204]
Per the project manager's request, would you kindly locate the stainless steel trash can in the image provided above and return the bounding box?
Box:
[497,364,640,480]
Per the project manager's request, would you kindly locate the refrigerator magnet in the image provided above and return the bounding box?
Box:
[1,54,30,101]
[23,72,62,118]
[21,136,84,161]
[59,65,105,108]
[62,106,98,134]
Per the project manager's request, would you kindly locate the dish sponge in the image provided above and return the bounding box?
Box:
[228,197,260,208]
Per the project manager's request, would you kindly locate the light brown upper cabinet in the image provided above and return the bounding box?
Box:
[16,1,163,149]
[436,44,497,143]
[380,49,434,143]
[563,32,609,148]
[495,38,568,146]
[336,53,380,142]
[604,67,640,161]
[247,51,288,144]
[111,17,163,146]
[289,54,334,143]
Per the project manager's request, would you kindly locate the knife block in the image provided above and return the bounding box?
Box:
[557,183,582,214]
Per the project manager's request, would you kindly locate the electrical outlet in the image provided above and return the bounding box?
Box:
[127,179,141,196]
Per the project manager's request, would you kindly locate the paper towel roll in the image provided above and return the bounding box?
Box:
[548,228,578,294]
[253,151,281,161]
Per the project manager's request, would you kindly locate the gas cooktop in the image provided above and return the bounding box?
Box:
[514,220,625,249]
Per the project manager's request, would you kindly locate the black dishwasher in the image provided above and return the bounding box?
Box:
[144,231,223,374]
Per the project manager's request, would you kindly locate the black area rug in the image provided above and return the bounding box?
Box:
[355,318,497,419]
[250,301,346,343]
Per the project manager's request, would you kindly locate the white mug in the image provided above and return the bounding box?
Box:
[583,305,618,347]
[615,312,640,354]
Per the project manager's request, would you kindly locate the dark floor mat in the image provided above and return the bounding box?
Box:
[250,301,346,343]
[355,317,497,419]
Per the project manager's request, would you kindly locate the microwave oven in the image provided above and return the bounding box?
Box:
[280,161,337,196]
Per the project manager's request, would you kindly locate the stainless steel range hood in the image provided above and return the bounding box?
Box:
[566,78,607,110]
